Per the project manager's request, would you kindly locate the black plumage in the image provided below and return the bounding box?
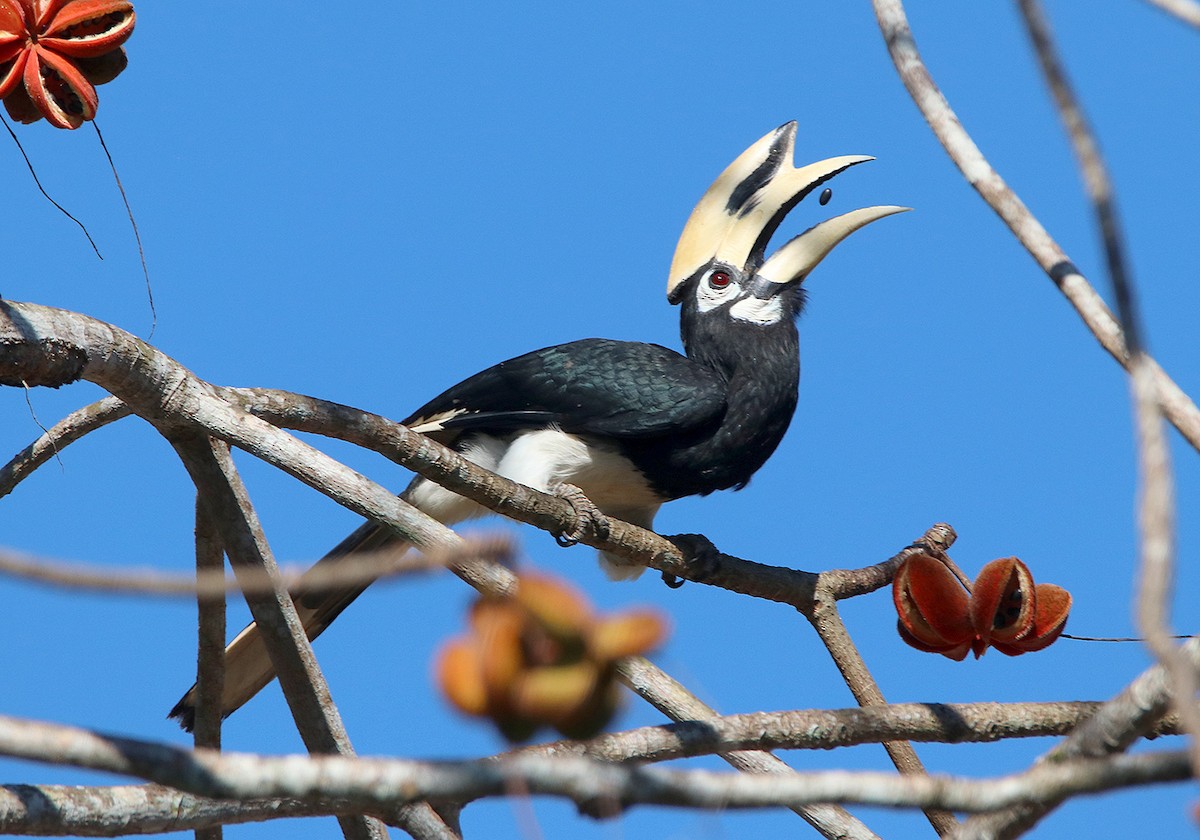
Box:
[404,339,727,443]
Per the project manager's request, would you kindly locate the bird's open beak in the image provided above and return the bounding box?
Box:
[667,122,909,303]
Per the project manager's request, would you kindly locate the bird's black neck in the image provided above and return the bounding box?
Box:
[621,305,801,500]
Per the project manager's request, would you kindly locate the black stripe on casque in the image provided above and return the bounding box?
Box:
[726,125,791,216]
[747,158,867,270]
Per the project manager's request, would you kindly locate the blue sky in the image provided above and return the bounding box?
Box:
[2,2,1198,838]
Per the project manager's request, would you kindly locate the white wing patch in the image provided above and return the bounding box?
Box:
[408,408,469,434]
[730,295,783,325]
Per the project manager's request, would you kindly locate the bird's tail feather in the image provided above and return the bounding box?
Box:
[168,520,402,731]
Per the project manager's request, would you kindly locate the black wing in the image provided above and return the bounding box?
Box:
[402,338,727,441]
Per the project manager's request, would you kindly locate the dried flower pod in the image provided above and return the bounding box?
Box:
[893,553,1071,659]
[589,610,668,661]
[893,553,973,660]
[969,556,1036,655]
[436,638,488,717]
[992,582,1072,656]
[0,0,134,128]
[515,572,594,639]
[435,571,667,741]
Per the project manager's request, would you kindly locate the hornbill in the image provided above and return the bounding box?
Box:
[170,122,906,729]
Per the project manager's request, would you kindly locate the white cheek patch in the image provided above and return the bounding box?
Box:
[730,294,784,325]
[695,279,740,313]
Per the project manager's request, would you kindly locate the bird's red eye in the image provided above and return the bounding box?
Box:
[708,271,731,289]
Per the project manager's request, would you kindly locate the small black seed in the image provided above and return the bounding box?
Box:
[819,188,832,206]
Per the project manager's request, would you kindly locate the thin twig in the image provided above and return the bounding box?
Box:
[17,380,61,470]
[93,121,155,336]
[1,115,102,259]
[1062,633,1194,643]
[0,539,508,598]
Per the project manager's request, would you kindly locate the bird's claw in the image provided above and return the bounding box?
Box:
[662,533,722,586]
[552,483,610,547]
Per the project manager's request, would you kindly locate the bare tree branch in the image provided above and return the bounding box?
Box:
[873,3,1200,835]
[170,435,391,840]
[0,701,1182,836]
[616,656,881,840]
[9,300,1144,838]
[519,701,1181,762]
[0,714,1189,818]
[0,784,357,836]
[956,637,1200,839]
[869,0,1200,456]
[0,539,508,598]
[0,304,927,609]
[191,498,225,840]
[0,305,963,838]
[809,572,957,835]
[1019,0,1200,794]
[0,301,509,596]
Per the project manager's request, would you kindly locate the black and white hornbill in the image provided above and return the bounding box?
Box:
[170,122,906,728]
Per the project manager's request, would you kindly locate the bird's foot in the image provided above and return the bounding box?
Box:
[661,533,722,587]
[552,483,610,547]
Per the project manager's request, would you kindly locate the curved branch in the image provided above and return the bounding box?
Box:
[0,395,130,499]
[1019,0,1200,790]
[0,300,511,595]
